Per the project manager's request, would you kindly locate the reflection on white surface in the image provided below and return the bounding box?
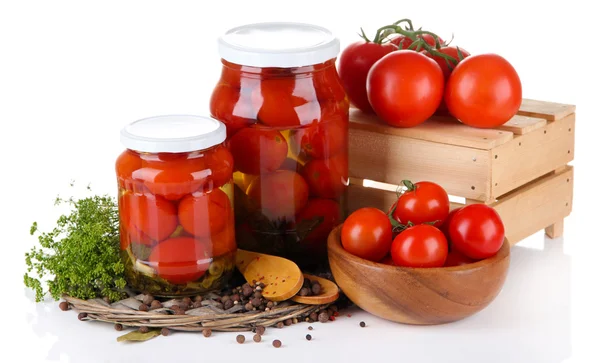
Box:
[20,233,571,363]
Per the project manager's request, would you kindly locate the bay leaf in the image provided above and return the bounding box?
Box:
[111,297,143,310]
[117,329,161,342]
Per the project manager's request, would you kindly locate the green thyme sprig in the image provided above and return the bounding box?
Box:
[24,188,127,302]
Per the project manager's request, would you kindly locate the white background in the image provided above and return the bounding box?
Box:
[1,1,599,362]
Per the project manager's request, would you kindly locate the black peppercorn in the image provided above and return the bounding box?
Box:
[308,326,313,330]
[253,334,261,342]
[142,295,154,305]
[266,301,274,309]
[309,312,318,321]
[114,323,123,331]
[306,334,312,341]
[182,296,192,306]
[139,326,149,333]
[77,312,87,321]
[244,302,253,311]
[318,311,329,323]
[223,299,234,310]
[360,321,366,328]
[59,301,69,311]
[202,329,212,337]
[161,328,170,336]
[254,291,263,299]
[284,318,292,326]
[139,303,149,312]
[272,339,282,348]
[194,295,203,302]
[299,287,310,296]
[256,326,266,335]
[236,334,245,344]
[251,297,261,307]
[311,282,322,295]
[242,283,253,297]
[276,322,284,329]
[231,293,240,302]
[150,300,162,310]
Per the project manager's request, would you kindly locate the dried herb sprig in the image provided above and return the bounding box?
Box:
[24,188,127,302]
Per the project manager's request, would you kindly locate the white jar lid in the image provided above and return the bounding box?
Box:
[120,115,226,153]
[218,22,340,68]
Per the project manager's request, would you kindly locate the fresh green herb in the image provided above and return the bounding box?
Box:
[24,192,127,302]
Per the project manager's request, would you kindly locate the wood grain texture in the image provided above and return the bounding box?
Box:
[491,166,573,245]
[328,226,510,325]
[491,113,575,199]
[349,128,491,201]
[350,108,514,150]
[290,274,340,305]
[545,219,564,239]
[518,99,576,121]
[496,115,547,135]
[235,249,303,302]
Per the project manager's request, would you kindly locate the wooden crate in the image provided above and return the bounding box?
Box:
[348,99,575,246]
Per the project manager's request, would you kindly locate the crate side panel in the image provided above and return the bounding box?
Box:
[349,128,492,201]
[350,109,513,150]
[491,113,575,198]
[492,166,573,246]
[518,99,576,121]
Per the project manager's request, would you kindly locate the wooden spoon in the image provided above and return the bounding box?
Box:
[235,249,304,302]
[290,274,340,305]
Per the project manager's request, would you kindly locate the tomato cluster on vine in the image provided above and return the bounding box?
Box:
[338,18,522,129]
[341,179,505,268]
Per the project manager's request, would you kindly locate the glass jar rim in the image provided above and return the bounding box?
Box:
[218,22,340,68]
[120,115,226,153]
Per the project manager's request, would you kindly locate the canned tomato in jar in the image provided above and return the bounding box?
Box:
[116,115,236,297]
[210,23,349,267]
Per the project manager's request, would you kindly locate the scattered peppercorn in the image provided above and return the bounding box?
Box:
[311,282,321,295]
[306,334,312,341]
[253,334,261,342]
[182,297,192,306]
[284,318,292,326]
[139,326,149,333]
[244,302,253,311]
[251,297,261,307]
[223,299,234,310]
[194,295,203,302]
[161,328,170,336]
[114,323,123,331]
[256,326,266,335]
[276,322,284,329]
[202,329,212,337]
[236,334,245,344]
[299,287,310,296]
[309,312,318,322]
[308,326,313,330]
[77,312,87,321]
[254,291,263,299]
[318,311,329,323]
[242,284,253,297]
[360,321,366,328]
[272,339,282,348]
[266,301,274,309]
[142,295,154,305]
[139,303,149,312]
[150,300,162,310]
[231,293,240,302]
[59,301,69,311]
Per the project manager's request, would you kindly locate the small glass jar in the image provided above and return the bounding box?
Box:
[116,115,236,297]
[210,23,349,268]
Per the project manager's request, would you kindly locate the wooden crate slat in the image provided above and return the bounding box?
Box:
[349,128,492,201]
[491,113,575,199]
[350,109,514,150]
[496,115,547,135]
[492,166,573,245]
[518,99,575,121]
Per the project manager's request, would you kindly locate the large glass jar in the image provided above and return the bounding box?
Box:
[210,23,349,268]
[116,115,236,297]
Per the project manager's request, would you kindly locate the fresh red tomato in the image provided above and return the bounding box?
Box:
[254,78,321,127]
[341,207,393,261]
[392,180,449,227]
[391,225,448,268]
[445,53,522,128]
[291,118,347,160]
[444,251,475,267]
[367,50,444,128]
[227,127,288,175]
[178,188,232,238]
[210,84,258,138]
[294,198,341,250]
[149,237,211,284]
[390,33,444,50]
[205,145,234,189]
[448,204,505,259]
[338,41,397,113]
[120,193,178,242]
[440,207,462,243]
[301,154,347,199]
[422,46,470,80]
[247,170,309,222]
[209,222,237,257]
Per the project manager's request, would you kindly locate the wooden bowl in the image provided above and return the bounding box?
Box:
[327,225,510,325]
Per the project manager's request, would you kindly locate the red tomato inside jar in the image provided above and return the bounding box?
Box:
[210,23,349,267]
[116,115,236,296]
